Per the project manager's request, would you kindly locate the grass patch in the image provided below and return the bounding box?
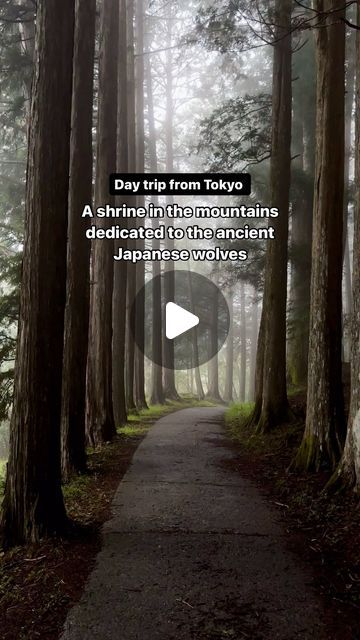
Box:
[225,402,254,428]
[62,474,92,501]
[225,401,302,454]
[0,460,6,496]
[0,397,216,498]
[118,397,216,438]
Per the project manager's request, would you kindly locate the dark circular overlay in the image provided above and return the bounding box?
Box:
[131,270,230,370]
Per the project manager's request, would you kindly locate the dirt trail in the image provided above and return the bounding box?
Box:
[61,407,326,640]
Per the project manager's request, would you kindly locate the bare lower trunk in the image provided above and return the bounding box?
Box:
[113,263,128,425]
[112,0,129,427]
[248,292,259,402]
[125,0,137,412]
[146,49,165,405]
[223,290,234,403]
[163,224,179,399]
[188,268,205,401]
[288,34,315,389]
[257,0,292,433]
[163,7,179,400]
[245,303,265,428]
[206,286,223,403]
[343,233,352,363]
[331,1,360,490]
[86,0,119,446]
[134,0,148,410]
[295,0,346,471]
[239,282,247,402]
[61,0,96,482]
[341,28,355,362]
[2,0,74,545]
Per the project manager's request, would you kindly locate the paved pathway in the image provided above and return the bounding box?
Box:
[61,407,326,640]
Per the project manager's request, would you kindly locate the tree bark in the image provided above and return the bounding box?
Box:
[125,0,137,412]
[239,281,247,402]
[187,268,205,401]
[163,6,179,400]
[288,163,313,386]
[86,0,119,447]
[342,10,356,260]
[2,0,75,545]
[206,281,223,403]
[146,48,165,406]
[331,0,360,489]
[288,38,315,388]
[245,309,265,427]
[223,289,234,404]
[248,291,259,402]
[288,32,316,388]
[134,0,148,409]
[113,0,129,427]
[295,0,346,471]
[61,0,96,481]
[341,24,356,362]
[257,0,292,432]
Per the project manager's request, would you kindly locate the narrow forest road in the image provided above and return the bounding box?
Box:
[61,407,326,640]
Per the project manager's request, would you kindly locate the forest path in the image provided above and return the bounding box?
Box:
[61,407,326,640]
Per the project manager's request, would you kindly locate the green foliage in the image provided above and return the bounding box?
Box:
[62,474,92,501]
[225,401,303,456]
[195,1,272,54]
[198,93,271,172]
[196,90,272,290]
[0,457,6,494]
[225,402,254,429]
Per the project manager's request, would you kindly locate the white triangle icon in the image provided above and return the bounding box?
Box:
[166,302,199,340]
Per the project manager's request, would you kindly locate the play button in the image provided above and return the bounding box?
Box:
[131,270,230,370]
[165,302,199,340]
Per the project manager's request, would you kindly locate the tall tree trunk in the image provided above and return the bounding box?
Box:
[134,0,148,409]
[248,292,259,402]
[206,283,223,403]
[295,0,346,471]
[125,0,137,412]
[2,0,74,545]
[113,0,129,427]
[245,310,265,427]
[146,49,165,406]
[288,159,313,387]
[163,5,179,400]
[194,357,205,401]
[239,281,247,402]
[223,290,234,403]
[189,367,194,396]
[257,0,292,432]
[342,23,356,362]
[342,7,356,260]
[288,33,315,389]
[187,268,205,401]
[61,0,96,481]
[86,0,119,447]
[331,0,360,490]
[344,233,353,317]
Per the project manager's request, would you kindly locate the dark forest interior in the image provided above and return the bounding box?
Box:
[0,1,360,639]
